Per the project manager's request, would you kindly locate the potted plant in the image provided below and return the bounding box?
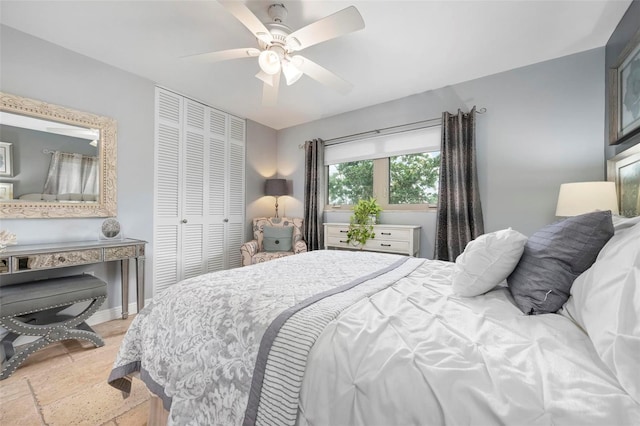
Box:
[346,197,382,248]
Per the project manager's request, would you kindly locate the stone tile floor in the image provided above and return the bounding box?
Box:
[0,316,150,425]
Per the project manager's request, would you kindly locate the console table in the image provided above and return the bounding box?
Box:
[324,223,421,257]
[0,238,146,319]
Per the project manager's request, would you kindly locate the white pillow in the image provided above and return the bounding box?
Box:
[562,221,640,403]
[452,228,528,297]
[612,214,640,233]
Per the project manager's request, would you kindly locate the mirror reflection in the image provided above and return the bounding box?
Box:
[0,92,116,218]
[0,111,100,203]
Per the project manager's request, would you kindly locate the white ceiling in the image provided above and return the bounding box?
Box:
[0,0,631,130]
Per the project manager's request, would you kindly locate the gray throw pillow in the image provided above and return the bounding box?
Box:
[263,225,293,252]
[507,210,614,315]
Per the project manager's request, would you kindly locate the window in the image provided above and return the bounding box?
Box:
[325,126,441,210]
[389,152,440,205]
[328,160,373,205]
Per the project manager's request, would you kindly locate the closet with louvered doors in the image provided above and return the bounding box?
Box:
[153,87,245,295]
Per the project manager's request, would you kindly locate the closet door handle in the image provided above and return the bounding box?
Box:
[223,218,229,223]
[181,219,188,224]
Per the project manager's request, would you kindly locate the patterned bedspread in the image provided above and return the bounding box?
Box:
[108,250,423,425]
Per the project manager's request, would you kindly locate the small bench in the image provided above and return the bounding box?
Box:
[0,274,107,380]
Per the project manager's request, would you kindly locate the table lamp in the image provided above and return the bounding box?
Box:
[555,181,619,217]
[265,178,288,218]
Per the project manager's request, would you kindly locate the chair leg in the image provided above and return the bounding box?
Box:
[0,296,106,380]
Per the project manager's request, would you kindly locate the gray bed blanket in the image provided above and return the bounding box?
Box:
[108,250,423,425]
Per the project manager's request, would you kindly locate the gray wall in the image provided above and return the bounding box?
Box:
[277,48,606,258]
[245,120,279,241]
[0,26,276,315]
[0,25,156,313]
[605,0,640,158]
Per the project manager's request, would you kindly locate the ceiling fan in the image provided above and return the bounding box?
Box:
[186,1,365,106]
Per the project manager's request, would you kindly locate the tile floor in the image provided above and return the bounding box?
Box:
[0,316,150,425]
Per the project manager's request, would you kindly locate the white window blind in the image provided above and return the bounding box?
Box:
[324,125,441,166]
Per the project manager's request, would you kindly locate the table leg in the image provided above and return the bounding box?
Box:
[136,256,145,312]
[121,259,130,319]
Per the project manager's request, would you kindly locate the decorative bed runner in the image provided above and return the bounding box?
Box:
[108,250,422,425]
[245,256,424,426]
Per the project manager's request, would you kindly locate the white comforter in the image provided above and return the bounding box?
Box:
[298,260,640,425]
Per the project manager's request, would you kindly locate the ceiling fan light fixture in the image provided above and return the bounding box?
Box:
[287,37,301,50]
[258,50,281,75]
[282,60,303,86]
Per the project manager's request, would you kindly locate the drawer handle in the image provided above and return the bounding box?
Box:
[58,256,66,262]
[340,240,348,243]
[339,230,347,233]
[381,232,391,235]
[381,244,391,247]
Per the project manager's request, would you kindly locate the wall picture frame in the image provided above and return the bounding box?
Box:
[609,28,640,145]
[0,182,13,200]
[0,142,13,177]
[608,143,640,217]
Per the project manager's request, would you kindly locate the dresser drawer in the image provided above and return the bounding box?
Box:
[373,228,411,241]
[327,236,353,248]
[105,246,137,261]
[326,226,350,237]
[324,223,420,256]
[14,249,103,272]
[364,239,410,254]
[0,257,9,274]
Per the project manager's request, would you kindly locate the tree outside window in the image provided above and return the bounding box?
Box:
[328,160,373,205]
[389,152,440,205]
[327,151,440,208]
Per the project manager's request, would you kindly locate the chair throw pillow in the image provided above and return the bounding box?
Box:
[452,228,528,297]
[507,210,614,315]
[263,225,293,252]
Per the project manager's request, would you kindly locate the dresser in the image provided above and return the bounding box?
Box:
[324,223,421,257]
[0,238,146,319]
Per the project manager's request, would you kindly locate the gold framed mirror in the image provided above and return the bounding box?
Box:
[0,92,117,218]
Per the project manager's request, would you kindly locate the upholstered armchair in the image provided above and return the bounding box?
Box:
[241,217,307,266]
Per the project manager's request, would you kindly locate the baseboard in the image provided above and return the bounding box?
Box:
[87,298,154,326]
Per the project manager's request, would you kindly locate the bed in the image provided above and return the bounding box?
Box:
[108,212,640,425]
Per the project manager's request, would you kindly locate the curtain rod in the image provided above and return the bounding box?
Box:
[298,107,486,149]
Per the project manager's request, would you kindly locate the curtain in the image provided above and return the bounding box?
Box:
[303,139,325,250]
[434,107,484,261]
[43,151,99,196]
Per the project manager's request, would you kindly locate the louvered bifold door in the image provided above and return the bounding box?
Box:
[181,99,207,280]
[154,88,183,294]
[225,115,246,269]
[206,108,227,273]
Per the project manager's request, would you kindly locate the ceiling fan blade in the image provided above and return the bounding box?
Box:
[285,6,365,51]
[219,1,273,44]
[292,55,353,95]
[183,48,260,63]
[255,70,274,87]
[262,71,281,106]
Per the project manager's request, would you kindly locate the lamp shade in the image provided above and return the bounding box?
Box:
[265,179,287,197]
[555,181,619,217]
[258,50,281,75]
[282,59,303,86]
